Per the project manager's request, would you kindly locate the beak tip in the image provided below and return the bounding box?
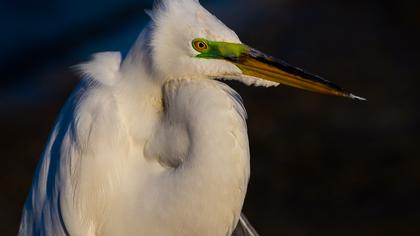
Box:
[348,93,367,101]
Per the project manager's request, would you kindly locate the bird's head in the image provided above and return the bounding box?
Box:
[145,0,364,100]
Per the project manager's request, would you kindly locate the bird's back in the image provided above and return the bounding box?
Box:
[19,52,133,236]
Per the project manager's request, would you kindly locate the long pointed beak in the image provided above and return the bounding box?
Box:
[193,38,365,100]
[227,47,366,100]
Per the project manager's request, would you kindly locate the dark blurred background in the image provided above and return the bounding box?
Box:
[1,0,419,235]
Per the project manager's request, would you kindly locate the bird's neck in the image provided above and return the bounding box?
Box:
[116,73,250,234]
[153,79,250,235]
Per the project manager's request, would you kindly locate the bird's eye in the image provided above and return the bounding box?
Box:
[192,39,208,52]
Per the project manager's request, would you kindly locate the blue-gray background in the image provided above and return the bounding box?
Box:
[1,0,419,235]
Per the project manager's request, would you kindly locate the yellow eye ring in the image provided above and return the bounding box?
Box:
[192,39,208,52]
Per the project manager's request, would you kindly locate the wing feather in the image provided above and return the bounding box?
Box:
[232,213,260,236]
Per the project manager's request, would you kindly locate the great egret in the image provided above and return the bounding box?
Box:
[19,0,364,235]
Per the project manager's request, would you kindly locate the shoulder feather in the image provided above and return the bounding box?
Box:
[75,52,122,86]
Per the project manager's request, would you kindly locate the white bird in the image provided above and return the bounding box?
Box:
[19,0,364,235]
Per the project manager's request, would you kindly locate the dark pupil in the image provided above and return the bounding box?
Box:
[198,42,205,48]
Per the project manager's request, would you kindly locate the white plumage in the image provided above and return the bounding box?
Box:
[19,1,260,235]
[20,0,362,235]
